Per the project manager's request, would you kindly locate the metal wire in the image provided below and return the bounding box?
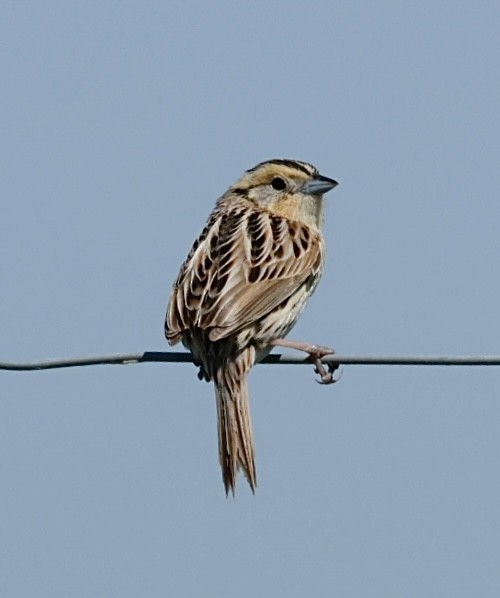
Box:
[2,351,500,371]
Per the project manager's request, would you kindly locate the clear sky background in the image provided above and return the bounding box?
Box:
[2,1,500,596]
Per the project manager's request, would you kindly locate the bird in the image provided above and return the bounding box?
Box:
[165,159,338,495]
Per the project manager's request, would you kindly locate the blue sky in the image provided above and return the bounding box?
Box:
[2,2,500,596]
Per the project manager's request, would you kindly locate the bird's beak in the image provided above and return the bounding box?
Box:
[302,174,338,195]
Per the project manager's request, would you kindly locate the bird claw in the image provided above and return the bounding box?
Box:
[268,338,341,385]
[306,346,340,385]
[313,357,341,385]
[197,366,210,382]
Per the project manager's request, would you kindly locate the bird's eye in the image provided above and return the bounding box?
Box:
[271,177,286,191]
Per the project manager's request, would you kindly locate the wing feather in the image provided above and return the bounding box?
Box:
[165,203,323,344]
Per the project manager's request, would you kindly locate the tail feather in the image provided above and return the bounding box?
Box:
[214,349,256,495]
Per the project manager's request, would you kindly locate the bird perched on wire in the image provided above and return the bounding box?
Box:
[165,159,338,495]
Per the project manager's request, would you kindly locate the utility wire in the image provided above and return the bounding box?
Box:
[2,352,500,372]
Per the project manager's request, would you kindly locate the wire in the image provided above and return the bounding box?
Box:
[2,352,500,371]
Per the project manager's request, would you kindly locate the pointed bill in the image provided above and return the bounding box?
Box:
[302,174,338,195]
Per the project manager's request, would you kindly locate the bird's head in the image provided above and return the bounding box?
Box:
[227,159,338,229]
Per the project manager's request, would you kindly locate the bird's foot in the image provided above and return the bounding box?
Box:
[270,339,341,385]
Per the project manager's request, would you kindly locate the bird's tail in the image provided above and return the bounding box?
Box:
[214,348,256,495]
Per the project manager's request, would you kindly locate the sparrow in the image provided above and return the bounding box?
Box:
[165,159,338,494]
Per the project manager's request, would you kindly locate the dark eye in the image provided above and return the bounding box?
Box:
[271,177,286,191]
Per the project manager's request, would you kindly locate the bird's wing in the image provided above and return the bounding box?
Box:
[165,205,324,344]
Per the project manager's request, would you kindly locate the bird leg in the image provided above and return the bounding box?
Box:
[270,339,340,385]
